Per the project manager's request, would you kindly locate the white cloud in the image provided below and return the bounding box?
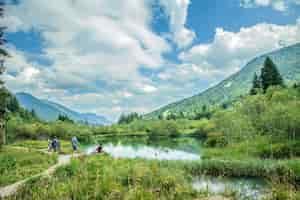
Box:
[180,20,300,80]
[140,84,157,93]
[273,1,287,11]
[6,0,170,80]
[240,0,300,11]
[159,0,196,48]
[4,0,173,119]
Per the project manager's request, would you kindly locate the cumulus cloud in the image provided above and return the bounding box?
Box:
[240,0,300,11]
[159,0,196,48]
[6,0,170,80]
[4,0,173,119]
[179,21,300,81]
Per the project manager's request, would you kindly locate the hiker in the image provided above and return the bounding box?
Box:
[71,136,79,152]
[96,144,103,153]
[53,137,58,152]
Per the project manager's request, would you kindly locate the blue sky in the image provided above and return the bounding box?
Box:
[3,0,300,120]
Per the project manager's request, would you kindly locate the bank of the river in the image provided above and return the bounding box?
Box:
[3,136,300,199]
[5,153,299,200]
[5,155,238,200]
[94,130,199,139]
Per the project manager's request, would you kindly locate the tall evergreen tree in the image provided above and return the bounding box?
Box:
[58,114,74,123]
[250,73,261,95]
[30,109,37,119]
[118,112,141,124]
[0,1,8,148]
[7,93,20,113]
[260,57,284,92]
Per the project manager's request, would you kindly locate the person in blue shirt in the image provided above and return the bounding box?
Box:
[53,137,58,152]
[71,136,79,152]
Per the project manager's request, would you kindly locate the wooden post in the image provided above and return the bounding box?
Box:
[0,119,5,147]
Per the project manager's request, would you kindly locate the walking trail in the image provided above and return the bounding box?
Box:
[0,150,82,199]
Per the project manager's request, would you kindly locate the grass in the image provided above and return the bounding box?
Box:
[267,182,300,200]
[0,146,57,187]
[202,136,271,160]
[8,154,298,200]
[11,140,81,154]
[7,155,216,200]
[198,136,300,187]
[183,159,298,183]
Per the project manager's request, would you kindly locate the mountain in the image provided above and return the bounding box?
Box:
[146,43,300,119]
[16,92,110,125]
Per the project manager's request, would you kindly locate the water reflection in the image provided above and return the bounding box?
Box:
[192,176,268,200]
[85,143,200,160]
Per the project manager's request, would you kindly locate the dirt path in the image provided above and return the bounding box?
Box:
[0,153,81,198]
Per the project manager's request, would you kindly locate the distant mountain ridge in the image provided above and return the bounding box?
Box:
[16,92,110,125]
[146,43,300,119]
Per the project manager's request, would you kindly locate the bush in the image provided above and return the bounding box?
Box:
[7,115,95,143]
[148,121,180,138]
[0,155,16,173]
[192,119,215,139]
[259,141,300,159]
[204,137,228,148]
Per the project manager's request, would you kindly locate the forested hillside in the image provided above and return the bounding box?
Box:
[146,43,300,119]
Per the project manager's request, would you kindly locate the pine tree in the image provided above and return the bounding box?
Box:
[30,109,37,119]
[0,1,8,148]
[58,114,74,123]
[7,93,20,113]
[250,73,261,95]
[260,57,284,92]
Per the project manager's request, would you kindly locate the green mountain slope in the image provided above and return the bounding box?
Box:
[146,43,300,119]
[16,92,110,125]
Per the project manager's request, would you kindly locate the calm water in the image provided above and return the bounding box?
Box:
[193,176,268,200]
[85,136,202,161]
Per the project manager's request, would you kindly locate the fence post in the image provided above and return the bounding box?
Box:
[0,119,5,147]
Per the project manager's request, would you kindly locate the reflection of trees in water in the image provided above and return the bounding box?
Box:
[96,136,203,154]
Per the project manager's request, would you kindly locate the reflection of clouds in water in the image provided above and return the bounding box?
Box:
[94,143,200,161]
[85,145,98,155]
[192,177,267,200]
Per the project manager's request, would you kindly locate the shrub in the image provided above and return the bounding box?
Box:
[148,121,180,138]
[192,119,215,138]
[259,141,300,159]
[0,155,16,173]
[204,137,228,148]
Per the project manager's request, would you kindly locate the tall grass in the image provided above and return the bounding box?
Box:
[0,146,57,187]
[8,155,211,200]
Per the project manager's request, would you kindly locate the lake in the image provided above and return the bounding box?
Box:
[85,135,202,160]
